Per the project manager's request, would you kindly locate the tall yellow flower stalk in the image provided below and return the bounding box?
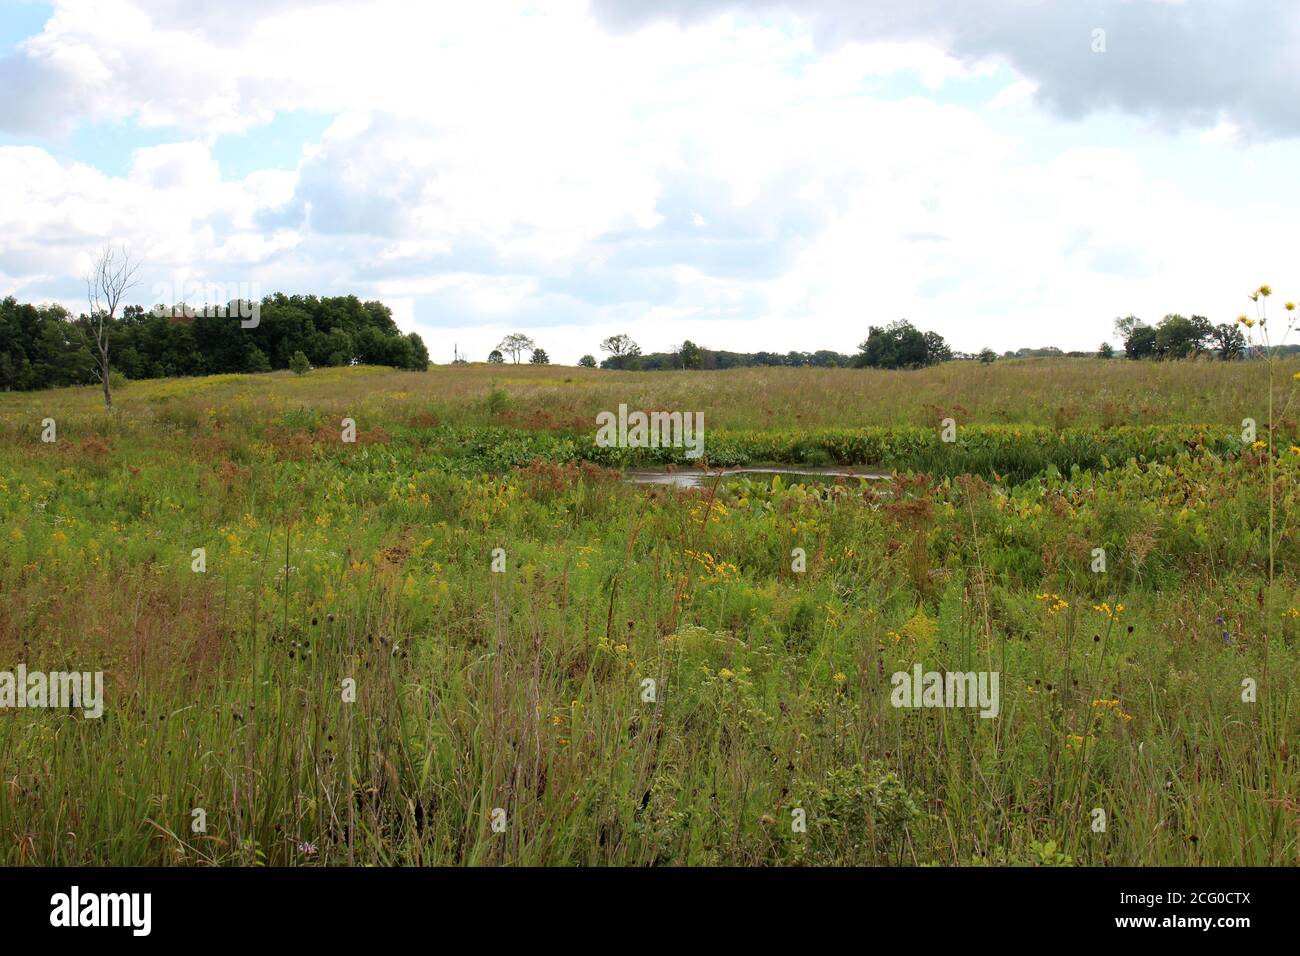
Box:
[1241,287,1298,631]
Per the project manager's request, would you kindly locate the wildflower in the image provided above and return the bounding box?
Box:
[833,672,847,685]
[1286,302,1296,311]
[297,841,318,856]
[1258,285,1272,297]
[1252,440,1268,450]
[718,667,736,680]
[1092,698,1120,708]
[1037,592,1069,615]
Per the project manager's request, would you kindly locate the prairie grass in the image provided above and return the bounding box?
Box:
[5,356,1297,433]
[1,360,1298,865]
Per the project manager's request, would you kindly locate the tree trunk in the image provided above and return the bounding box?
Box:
[100,344,113,410]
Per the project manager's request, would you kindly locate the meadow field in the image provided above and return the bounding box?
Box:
[1,358,1299,865]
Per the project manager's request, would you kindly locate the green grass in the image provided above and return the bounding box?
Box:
[1,359,1298,865]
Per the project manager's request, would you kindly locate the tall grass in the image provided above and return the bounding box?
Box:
[0,362,1297,865]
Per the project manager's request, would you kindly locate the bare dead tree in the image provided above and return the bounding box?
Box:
[81,244,140,410]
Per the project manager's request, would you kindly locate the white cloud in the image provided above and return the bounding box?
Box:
[128,142,221,190]
[594,0,1300,139]
[0,0,1298,363]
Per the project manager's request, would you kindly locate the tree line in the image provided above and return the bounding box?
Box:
[1111,314,1251,360]
[484,312,1300,372]
[484,322,954,371]
[6,283,1285,398]
[0,291,430,393]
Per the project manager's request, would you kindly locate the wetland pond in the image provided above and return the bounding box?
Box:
[623,465,889,488]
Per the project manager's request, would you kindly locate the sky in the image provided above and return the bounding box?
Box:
[1,0,1298,364]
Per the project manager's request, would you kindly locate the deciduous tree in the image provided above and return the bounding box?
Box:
[81,244,140,410]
